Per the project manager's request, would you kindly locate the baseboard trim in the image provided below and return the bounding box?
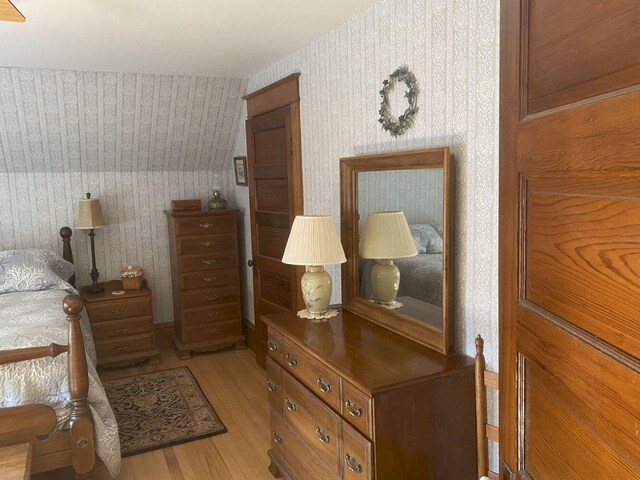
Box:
[242,318,255,353]
[154,322,175,349]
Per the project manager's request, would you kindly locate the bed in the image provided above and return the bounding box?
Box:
[0,228,120,479]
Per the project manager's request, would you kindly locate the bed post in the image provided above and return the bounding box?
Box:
[63,294,95,480]
[60,227,76,287]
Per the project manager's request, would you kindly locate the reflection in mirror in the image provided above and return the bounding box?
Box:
[357,168,445,331]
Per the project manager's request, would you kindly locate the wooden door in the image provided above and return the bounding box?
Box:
[245,75,303,368]
[500,1,640,478]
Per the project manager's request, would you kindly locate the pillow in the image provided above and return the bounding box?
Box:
[0,249,75,294]
[409,224,443,254]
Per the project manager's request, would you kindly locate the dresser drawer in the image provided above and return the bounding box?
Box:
[180,288,239,309]
[175,215,236,236]
[177,233,236,255]
[282,337,341,412]
[182,320,241,345]
[342,382,373,438]
[180,269,238,291]
[266,358,282,415]
[181,303,240,328]
[342,422,373,480]
[267,328,283,364]
[86,298,151,323]
[90,316,153,341]
[271,410,338,480]
[95,333,154,359]
[281,370,340,475]
[177,253,238,273]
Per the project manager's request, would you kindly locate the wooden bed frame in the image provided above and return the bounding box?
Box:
[0,227,96,479]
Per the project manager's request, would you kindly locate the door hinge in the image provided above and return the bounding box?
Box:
[503,460,515,480]
[289,136,293,157]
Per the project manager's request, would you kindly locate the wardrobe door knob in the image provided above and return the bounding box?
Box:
[248,259,255,267]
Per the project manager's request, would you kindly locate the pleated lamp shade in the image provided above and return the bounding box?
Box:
[282,215,346,266]
[76,196,107,229]
[359,211,417,259]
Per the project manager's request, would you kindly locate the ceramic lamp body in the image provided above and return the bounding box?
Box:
[301,265,332,314]
[371,259,400,305]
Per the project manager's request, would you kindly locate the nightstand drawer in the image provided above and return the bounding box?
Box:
[95,333,154,359]
[86,298,151,323]
[91,316,153,341]
[177,253,237,273]
[179,268,238,291]
[182,320,242,344]
[177,234,236,255]
[181,288,240,309]
[175,215,236,236]
[181,303,240,328]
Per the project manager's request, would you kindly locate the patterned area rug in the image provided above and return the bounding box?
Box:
[103,366,226,456]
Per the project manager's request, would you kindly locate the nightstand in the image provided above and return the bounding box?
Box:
[81,280,160,367]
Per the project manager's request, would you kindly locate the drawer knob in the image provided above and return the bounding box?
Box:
[202,259,217,265]
[203,277,217,283]
[112,307,127,315]
[317,378,331,393]
[267,340,278,352]
[207,328,220,335]
[315,426,330,444]
[205,295,218,301]
[199,223,214,229]
[113,327,128,333]
[205,312,219,318]
[267,380,277,393]
[284,397,297,412]
[346,400,363,417]
[201,241,215,247]
[115,344,129,351]
[286,353,298,367]
[272,431,283,444]
[345,453,363,474]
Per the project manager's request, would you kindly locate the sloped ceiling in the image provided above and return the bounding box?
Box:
[0,0,377,77]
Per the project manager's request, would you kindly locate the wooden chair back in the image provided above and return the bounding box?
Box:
[475,334,499,480]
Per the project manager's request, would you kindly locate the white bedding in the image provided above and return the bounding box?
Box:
[0,289,121,477]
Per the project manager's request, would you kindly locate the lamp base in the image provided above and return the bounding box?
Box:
[85,282,104,294]
[371,259,400,305]
[301,265,332,315]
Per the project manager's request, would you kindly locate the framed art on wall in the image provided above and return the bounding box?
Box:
[234,156,248,185]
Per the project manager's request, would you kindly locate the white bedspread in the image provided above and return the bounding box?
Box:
[0,289,121,477]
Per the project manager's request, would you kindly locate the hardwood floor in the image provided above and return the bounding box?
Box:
[95,347,273,480]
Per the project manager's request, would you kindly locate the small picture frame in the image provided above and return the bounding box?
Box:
[234,156,248,186]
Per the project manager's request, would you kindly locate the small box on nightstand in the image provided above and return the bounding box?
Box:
[81,280,160,367]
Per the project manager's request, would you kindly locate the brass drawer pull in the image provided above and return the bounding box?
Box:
[112,307,127,315]
[346,400,363,417]
[286,353,298,367]
[207,328,220,335]
[205,295,218,301]
[113,327,128,333]
[205,312,219,318]
[267,339,278,352]
[115,344,129,351]
[315,426,330,444]
[203,277,217,283]
[345,453,363,474]
[272,431,283,444]
[201,241,215,247]
[317,378,331,393]
[284,397,297,412]
[199,223,214,229]
[267,380,277,393]
[201,259,217,265]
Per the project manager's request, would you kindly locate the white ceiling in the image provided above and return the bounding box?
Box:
[0,0,377,78]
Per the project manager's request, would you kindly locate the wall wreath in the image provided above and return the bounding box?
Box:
[378,66,419,138]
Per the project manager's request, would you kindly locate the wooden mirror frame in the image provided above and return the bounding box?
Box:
[340,147,453,354]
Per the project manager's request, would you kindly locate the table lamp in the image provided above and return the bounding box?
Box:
[282,215,346,319]
[359,211,417,306]
[76,193,107,293]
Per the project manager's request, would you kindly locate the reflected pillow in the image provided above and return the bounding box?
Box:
[409,224,443,254]
[0,249,75,294]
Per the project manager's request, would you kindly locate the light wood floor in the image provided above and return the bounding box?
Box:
[94,347,274,480]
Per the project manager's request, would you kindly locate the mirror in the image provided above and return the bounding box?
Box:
[340,148,453,354]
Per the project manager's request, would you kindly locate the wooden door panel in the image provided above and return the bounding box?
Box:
[254,128,287,164]
[523,178,640,357]
[526,0,640,114]
[256,179,289,212]
[257,225,289,261]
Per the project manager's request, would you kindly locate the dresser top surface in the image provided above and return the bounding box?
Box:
[264,309,473,394]
[81,280,150,304]
[164,209,239,217]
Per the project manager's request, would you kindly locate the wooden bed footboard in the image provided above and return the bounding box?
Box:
[0,228,98,479]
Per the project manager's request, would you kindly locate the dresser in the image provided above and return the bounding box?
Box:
[82,280,160,367]
[263,309,476,480]
[165,209,245,359]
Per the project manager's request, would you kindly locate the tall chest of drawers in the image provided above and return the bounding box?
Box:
[263,310,477,480]
[166,209,245,359]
